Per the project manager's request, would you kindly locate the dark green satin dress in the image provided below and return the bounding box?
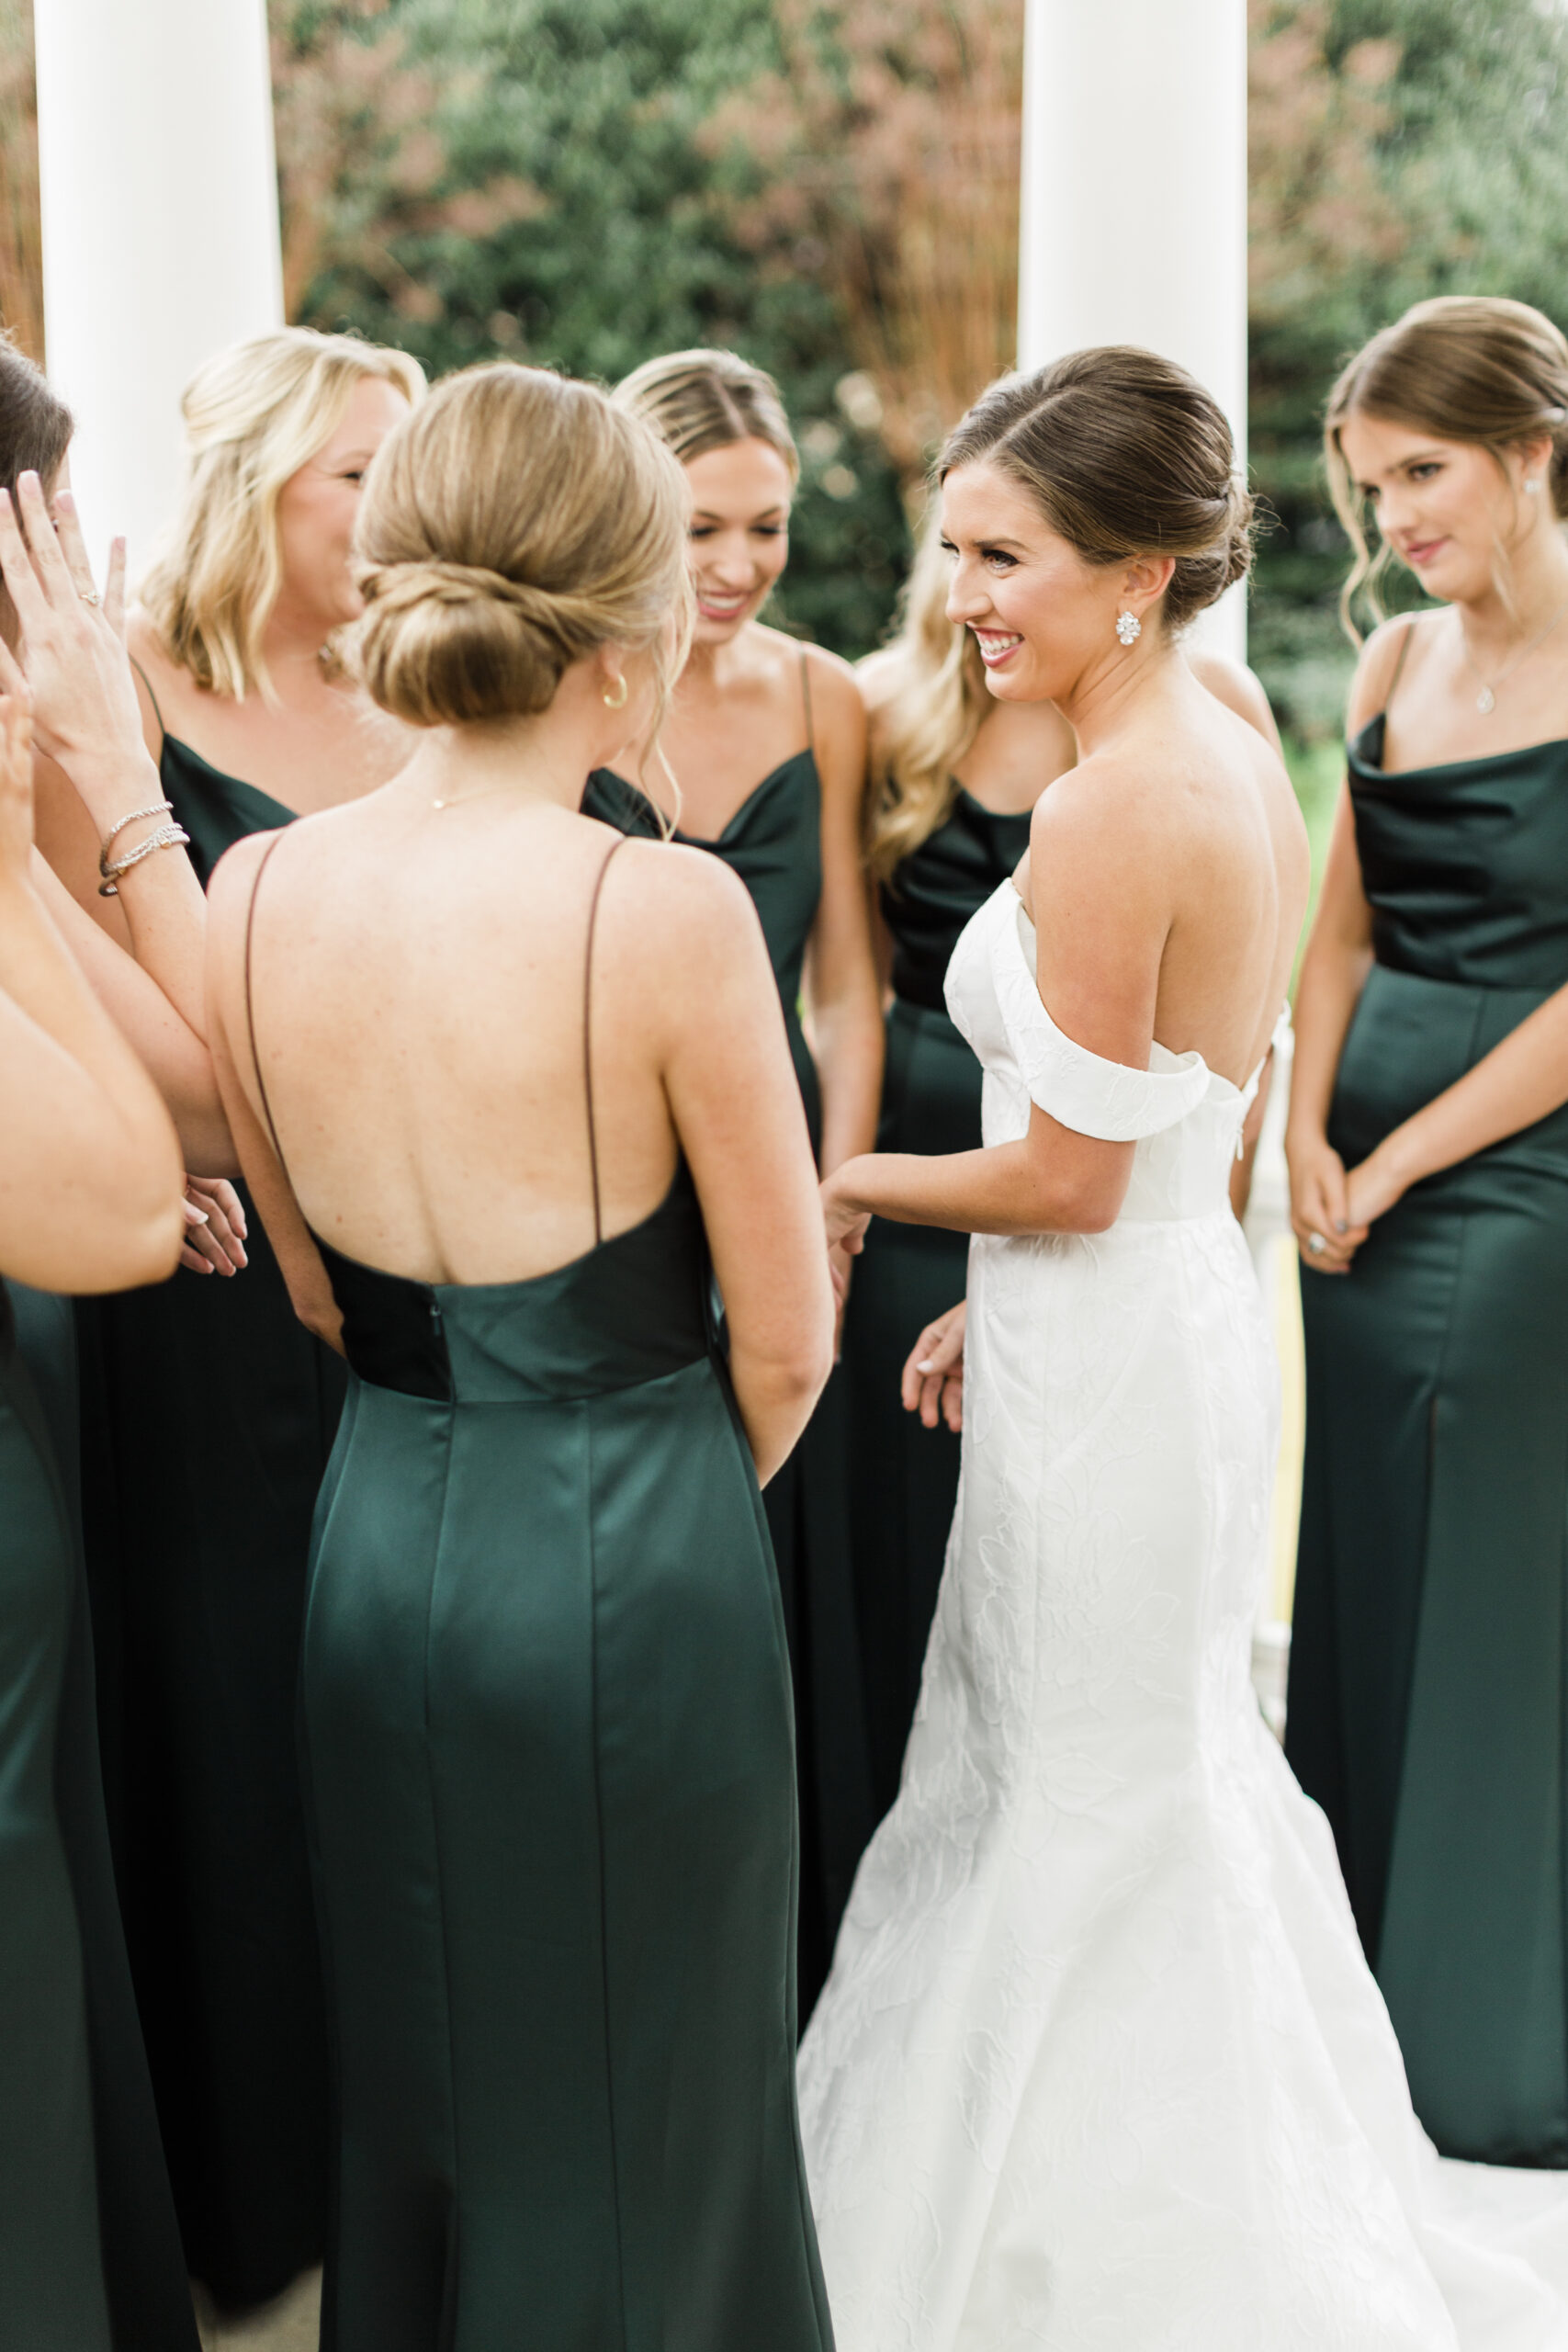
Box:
[1,1282,198,2351]
[840,788,1032,1815]
[1291,709,1568,2167]
[582,758,874,2015]
[76,729,340,2304]
[295,1165,831,2346]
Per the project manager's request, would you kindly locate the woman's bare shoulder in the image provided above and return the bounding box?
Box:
[1346,611,1438,736]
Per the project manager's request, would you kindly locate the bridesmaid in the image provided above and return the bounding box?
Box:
[1287,293,1568,2166]
[35,323,423,2316]
[0,489,197,2342]
[850,514,1282,1812]
[204,362,837,2351]
[584,349,883,2010]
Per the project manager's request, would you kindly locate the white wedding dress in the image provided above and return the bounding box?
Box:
[798,879,1568,2351]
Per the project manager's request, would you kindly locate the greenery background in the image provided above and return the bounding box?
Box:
[6,0,1568,864]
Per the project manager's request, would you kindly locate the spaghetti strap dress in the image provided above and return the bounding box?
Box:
[74,693,340,2305]
[1290,668,1568,2166]
[582,662,874,2018]
[241,833,834,2352]
[0,1280,198,2352]
[840,786,1031,1817]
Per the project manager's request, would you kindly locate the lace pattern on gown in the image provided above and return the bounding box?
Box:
[797,880,1568,2352]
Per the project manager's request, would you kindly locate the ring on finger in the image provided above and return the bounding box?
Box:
[78,588,100,606]
[1306,1230,1326,1255]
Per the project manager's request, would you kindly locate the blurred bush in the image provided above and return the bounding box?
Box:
[8,0,1568,705]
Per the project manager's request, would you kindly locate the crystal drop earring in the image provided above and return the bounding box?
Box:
[1115,610,1142,646]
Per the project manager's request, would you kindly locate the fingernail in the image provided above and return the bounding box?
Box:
[183,1204,209,1225]
[54,489,72,510]
[917,1359,932,1373]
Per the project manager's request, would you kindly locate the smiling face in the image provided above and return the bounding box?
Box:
[941,459,1147,703]
[681,438,794,645]
[1336,411,1552,605]
[276,374,412,635]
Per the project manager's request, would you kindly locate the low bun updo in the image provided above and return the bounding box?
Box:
[352,364,693,728]
[940,347,1253,630]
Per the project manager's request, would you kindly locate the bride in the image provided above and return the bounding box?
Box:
[801,349,1568,2349]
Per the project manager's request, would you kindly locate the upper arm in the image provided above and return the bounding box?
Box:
[1021,768,1159,1224]
[652,852,831,1369]
[1303,622,1413,957]
[0,983,185,1293]
[1346,617,1413,739]
[1030,765,1168,1064]
[31,848,234,1170]
[206,839,341,1341]
[1310,782,1373,952]
[804,650,875,995]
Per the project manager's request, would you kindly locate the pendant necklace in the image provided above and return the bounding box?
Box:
[1461,593,1568,714]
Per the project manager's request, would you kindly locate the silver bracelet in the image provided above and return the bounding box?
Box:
[98,798,174,875]
[98,820,191,897]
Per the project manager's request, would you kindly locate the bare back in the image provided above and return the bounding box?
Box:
[1019,659,1307,1090]
[207,782,823,1306]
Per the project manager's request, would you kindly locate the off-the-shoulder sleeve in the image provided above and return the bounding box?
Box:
[995,899,1213,1143]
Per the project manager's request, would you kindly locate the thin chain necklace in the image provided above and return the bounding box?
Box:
[1460,592,1568,714]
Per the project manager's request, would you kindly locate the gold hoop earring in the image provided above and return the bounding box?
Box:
[603,675,629,710]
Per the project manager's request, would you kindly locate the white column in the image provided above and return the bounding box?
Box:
[1018,0,1248,658]
[34,0,283,576]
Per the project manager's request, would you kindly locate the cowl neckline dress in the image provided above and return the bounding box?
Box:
[1290,708,1568,2167]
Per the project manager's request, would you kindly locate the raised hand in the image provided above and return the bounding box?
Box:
[0,472,152,821]
[901,1299,966,1433]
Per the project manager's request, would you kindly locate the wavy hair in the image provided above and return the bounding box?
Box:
[1325,295,1568,642]
[140,326,424,700]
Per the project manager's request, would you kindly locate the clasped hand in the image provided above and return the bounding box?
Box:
[1286,1127,1407,1273]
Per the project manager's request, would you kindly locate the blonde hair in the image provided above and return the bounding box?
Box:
[614,347,800,483]
[140,325,425,700]
[942,349,1253,631]
[351,363,694,733]
[1325,295,1568,642]
[863,509,990,880]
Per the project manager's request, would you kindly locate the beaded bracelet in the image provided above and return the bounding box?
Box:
[98,798,174,876]
[98,819,191,897]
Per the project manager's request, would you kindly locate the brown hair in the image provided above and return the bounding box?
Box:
[351,363,693,729]
[0,332,72,495]
[614,348,800,485]
[0,334,73,647]
[940,347,1253,631]
[1325,295,1568,640]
